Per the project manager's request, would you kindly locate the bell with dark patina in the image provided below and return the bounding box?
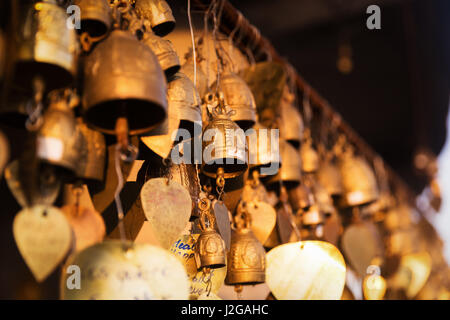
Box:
[195,198,226,269]
[135,0,176,37]
[73,0,112,38]
[12,0,77,92]
[142,30,180,78]
[225,203,266,285]
[82,30,167,135]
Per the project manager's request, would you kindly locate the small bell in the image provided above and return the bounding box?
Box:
[37,92,82,175]
[195,198,226,269]
[313,181,336,217]
[225,203,266,286]
[135,0,176,37]
[82,30,167,135]
[279,86,304,148]
[267,140,301,189]
[75,118,106,184]
[142,30,180,78]
[12,0,77,92]
[317,159,343,198]
[73,0,112,38]
[338,147,379,207]
[299,204,325,240]
[180,54,208,99]
[300,130,319,174]
[212,71,257,130]
[201,95,248,179]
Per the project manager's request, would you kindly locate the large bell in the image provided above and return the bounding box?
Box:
[338,148,379,207]
[37,93,82,174]
[82,30,167,135]
[279,86,304,148]
[225,204,266,285]
[267,140,301,189]
[201,100,248,179]
[73,0,112,38]
[180,55,209,99]
[75,118,106,183]
[142,30,180,78]
[135,0,176,37]
[195,198,226,269]
[317,159,343,198]
[12,0,77,92]
[211,71,257,131]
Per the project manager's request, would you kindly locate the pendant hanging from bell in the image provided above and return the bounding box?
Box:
[279,86,304,148]
[73,0,112,39]
[266,140,301,190]
[142,28,180,78]
[201,95,248,180]
[338,146,379,208]
[82,29,167,135]
[11,0,77,93]
[211,71,257,131]
[135,0,176,37]
[194,197,227,269]
[225,202,266,286]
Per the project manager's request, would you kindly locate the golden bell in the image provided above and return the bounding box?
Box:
[167,72,202,126]
[299,204,325,240]
[267,140,301,188]
[279,87,304,148]
[201,100,248,179]
[12,0,77,92]
[73,0,112,38]
[317,160,343,197]
[338,149,379,207]
[142,31,180,78]
[82,30,167,135]
[288,184,315,213]
[75,118,106,183]
[300,130,319,173]
[383,205,413,232]
[180,55,209,99]
[225,206,266,285]
[211,71,257,130]
[37,94,82,174]
[313,181,336,217]
[135,0,176,37]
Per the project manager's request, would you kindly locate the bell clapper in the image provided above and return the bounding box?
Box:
[25,76,45,131]
[234,284,243,300]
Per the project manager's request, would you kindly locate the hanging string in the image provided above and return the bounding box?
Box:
[114,145,127,245]
[187,0,197,88]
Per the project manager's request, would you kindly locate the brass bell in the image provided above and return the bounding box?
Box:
[75,118,106,183]
[313,181,336,217]
[225,203,266,285]
[142,30,180,78]
[211,71,257,130]
[167,72,202,128]
[73,0,112,38]
[180,54,209,99]
[279,86,304,148]
[201,97,248,179]
[317,159,343,198]
[135,0,176,37]
[299,204,325,240]
[300,129,319,173]
[37,92,82,174]
[12,0,77,92]
[82,30,167,135]
[338,147,379,207]
[288,184,315,213]
[267,140,301,189]
[195,198,226,269]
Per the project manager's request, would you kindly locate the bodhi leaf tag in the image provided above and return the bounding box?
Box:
[61,205,105,252]
[170,234,226,300]
[247,201,277,245]
[266,241,346,300]
[13,205,72,282]
[62,240,189,300]
[140,178,192,249]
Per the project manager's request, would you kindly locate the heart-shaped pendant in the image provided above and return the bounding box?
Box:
[247,201,276,245]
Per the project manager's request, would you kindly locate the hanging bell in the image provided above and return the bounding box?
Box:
[299,204,325,240]
[317,159,343,198]
[267,140,301,189]
[288,184,315,213]
[73,0,112,38]
[37,92,82,174]
[135,0,176,37]
[12,0,77,92]
[300,130,319,173]
[82,30,167,135]
[338,148,379,207]
[211,71,257,130]
[75,118,106,184]
[201,97,248,179]
[279,86,304,148]
[313,181,336,217]
[180,54,209,99]
[195,198,226,269]
[142,30,180,78]
[225,204,266,285]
